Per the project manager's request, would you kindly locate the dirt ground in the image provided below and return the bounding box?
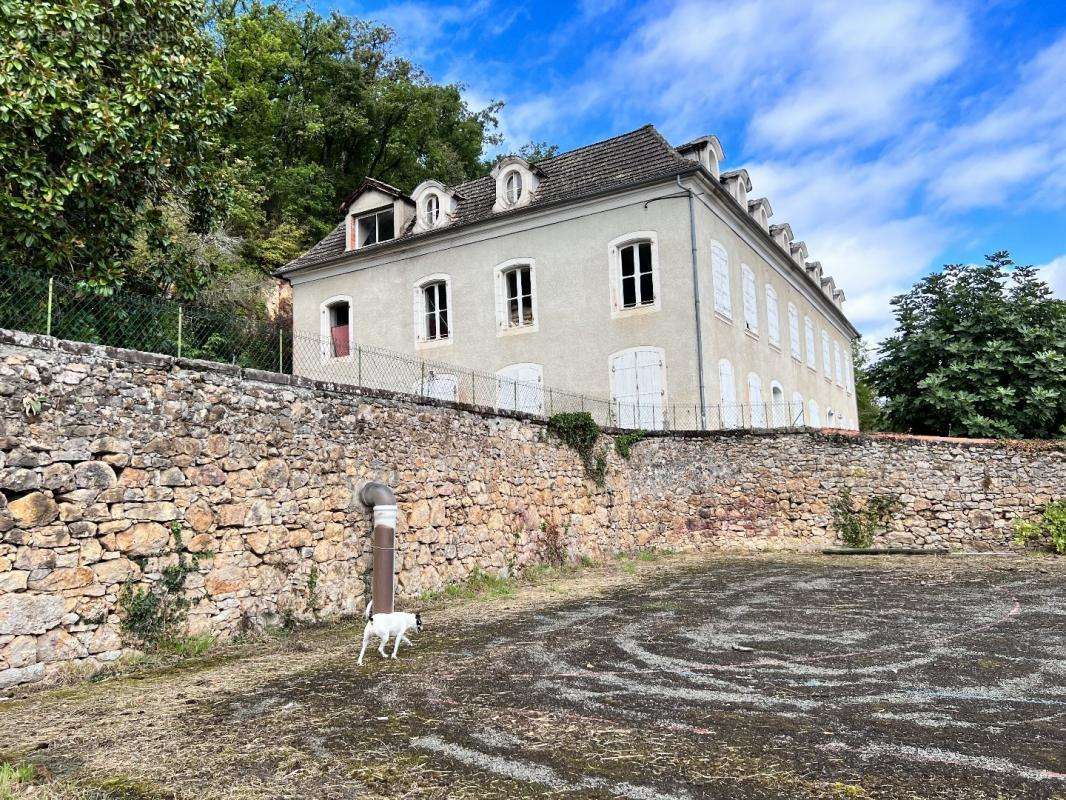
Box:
[2,552,1065,800]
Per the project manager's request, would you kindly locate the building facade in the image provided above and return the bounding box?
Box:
[278,126,860,430]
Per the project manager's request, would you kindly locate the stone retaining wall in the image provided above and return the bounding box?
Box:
[1,328,1062,689]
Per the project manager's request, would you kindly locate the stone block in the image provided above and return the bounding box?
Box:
[8,492,58,528]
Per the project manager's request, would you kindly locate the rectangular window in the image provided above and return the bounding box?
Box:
[423,282,448,340]
[711,244,731,317]
[328,302,350,357]
[356,207,395,247]
[804,317,816,368]
[821,330,832,376]
[620,241,654,308]
[505,266,534,327]
[765,286,780,346]
[789,305,801,360]
[834,341,844,385]
[742,266,758,333]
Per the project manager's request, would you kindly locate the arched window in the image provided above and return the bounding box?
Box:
[747,373,765,428]
[413,274,452,347]
[718,358,740,428]
[808,399,821,427]
[711,242,731,317]
[765,285,780,346]
[791,391,804,426]
[496,363,544,414]
[788,304,801,360]
[319,295,353,360]
[804,316,816,368]
[770,380,785,427]
[423,193,440,228]
[742,265,759,334]
[505,170,523,205]
[609,232,659,316]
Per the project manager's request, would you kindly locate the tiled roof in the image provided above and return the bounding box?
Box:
[279,124,695,275]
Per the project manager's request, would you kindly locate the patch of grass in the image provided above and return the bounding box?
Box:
[0,762,35,800]
[157,633,215,658]
[420,568,517,603]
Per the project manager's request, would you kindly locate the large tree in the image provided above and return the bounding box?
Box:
[0,0,227,288]
[869,251,1065,439]
[212,2,501,272]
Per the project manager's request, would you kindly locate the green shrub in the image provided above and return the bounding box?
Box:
[1014,500,1066,554]
[614,430,647,459]
[830,488,902,548]
[547,412,607,485]
[118,523,199,647]
[0,762,35,800]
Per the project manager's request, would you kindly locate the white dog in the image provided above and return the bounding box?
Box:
[357,600,423,665]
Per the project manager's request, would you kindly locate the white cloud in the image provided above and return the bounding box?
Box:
[1037,255,1066,300]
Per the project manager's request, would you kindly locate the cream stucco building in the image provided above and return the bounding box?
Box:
[278,125,860,431]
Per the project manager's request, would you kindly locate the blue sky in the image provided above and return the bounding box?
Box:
[319,0,1065,341]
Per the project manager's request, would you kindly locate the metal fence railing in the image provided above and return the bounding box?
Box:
[0,268,809,432]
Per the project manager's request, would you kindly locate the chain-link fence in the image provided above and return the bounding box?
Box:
[0,268,808,432]
[0,267,288,372]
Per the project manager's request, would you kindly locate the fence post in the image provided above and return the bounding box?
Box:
[357,345,363,386]
[420,361,426,396]
[177,306,183,359]
[46,276,54,337]
[278,329,283,373]
[547,388,553,416]
[513,379,518,412]
[470,370,476,406]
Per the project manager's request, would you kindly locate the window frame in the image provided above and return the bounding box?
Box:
[608,345,668,430]
[494,258,539,336]
[804,315,816,370]
[354,205,396,248]
[834,340,844,386]
[710,240,732,319]
[741,264,759,336]
[821,329,832,380]
[747,372,766,428]
[504,170,524,206]
[413,273,453,349]
[495,362,544,415]
[422,193,441,228]
[765,284,780,347]
[319,295,354,362]
[788,303,802,361]
[717,357,741,429]
[608,231,661,318]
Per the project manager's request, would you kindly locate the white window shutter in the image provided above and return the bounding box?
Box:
[712,244,731,316]
[766,286,779,345]
[412,286,424,342]
[742,266,758,332]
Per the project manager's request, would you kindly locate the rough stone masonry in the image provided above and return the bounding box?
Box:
[0,328,1062,690]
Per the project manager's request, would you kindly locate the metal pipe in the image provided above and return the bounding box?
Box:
[677,175,708,430]
[360,481,397,614]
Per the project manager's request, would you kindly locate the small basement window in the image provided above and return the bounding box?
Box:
[356,206,395,247]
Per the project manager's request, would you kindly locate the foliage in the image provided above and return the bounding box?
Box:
[483,140,558,169]
[420,567,515,603]
[547,412,607,485]
[306,564,321,619]
[830,487,903,548]
[118,524,199,647]
[1014,499,1066,554]
[614,430,647,459]
[0,0,228,288]
[852,339,885,432]
[869,252,1066,439]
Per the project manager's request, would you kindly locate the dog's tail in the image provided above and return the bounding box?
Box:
[364,599,373,619]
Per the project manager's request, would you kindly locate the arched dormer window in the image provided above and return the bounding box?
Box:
[491,156,539,213]
[411,180,459,233]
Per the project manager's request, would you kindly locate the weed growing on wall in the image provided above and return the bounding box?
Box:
[830,488,902,548]
[1014,500,1066,554]
[118,523,199,648]
[306,564,322,620]
[614,430,647,459]
[547,412,607,485]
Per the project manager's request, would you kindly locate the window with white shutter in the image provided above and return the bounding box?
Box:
[821,330,832,377]
[808,399,821,427]
[765,285,780,346]
[414,372,458,401]
[717,358,740,428]
[804,316,816,368]
[788,304,801,360]
[496,363,544,414]
[742,265,758,334]
[609,347,666,430]
[711,242,731,317]
[747,373,765,427]
[845,352,854,394]
[834,341,844,385]
[791,391,804,426]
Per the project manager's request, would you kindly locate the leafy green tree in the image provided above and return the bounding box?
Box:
[870,251,1066,439]
[484,140,559,170]
[0,0,228,288]
[212,3,500,270]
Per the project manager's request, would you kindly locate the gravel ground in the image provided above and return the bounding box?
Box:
[2,553,1064,799]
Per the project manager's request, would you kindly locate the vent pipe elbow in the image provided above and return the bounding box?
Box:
[360,481,397,614]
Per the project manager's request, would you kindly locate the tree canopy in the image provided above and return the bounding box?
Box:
[869,252,1065,439]
[0,0,505,297]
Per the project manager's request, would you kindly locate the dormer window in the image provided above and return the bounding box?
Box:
[356,206,394,247]
[505,171,523,205]
[423,194,440,228]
